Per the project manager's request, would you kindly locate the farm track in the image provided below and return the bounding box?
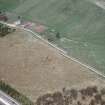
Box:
[11,0,105,72]
[0,22,105,102]
[1,21,105,80]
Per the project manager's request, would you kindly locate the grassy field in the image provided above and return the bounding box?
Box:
[1,29,105,103]
[0,0,105,72]
[0,0,20,11]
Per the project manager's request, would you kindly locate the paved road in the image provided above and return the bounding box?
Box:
[0,90,20,105]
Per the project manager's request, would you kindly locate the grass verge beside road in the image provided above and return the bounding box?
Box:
[0,80,34,105]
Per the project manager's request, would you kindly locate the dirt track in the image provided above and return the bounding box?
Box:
[0,29,105,102]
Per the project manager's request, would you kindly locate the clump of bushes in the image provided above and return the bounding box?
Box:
[0,23,16,37]
[0,80,34,105]
[36,86,105,105]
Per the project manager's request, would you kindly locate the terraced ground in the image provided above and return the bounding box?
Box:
[0,0,105,72]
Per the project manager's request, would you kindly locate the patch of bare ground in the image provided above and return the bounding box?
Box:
[0,29,105,102]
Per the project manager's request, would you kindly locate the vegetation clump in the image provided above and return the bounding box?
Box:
[0,80,34,105]
[36,86,105,105]
[0,23,15,37]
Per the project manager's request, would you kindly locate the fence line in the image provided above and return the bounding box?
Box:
[1,21,105,80]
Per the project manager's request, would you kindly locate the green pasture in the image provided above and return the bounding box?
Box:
[1,0,105,72]
[0,0,20,11]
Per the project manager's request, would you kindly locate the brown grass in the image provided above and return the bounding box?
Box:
[0,29,105,102]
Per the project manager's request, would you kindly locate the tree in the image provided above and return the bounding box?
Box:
[81,95,86,100]
[79,89,87,96]
[89,99,95,105]
[77,101,82,105]
[94,94,102,104]
[101,100,105,105]
[56,32,60,39]
[0,23,15,37]
[70,89,78,100]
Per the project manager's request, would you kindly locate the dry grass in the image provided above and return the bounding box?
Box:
[0,29,105,102]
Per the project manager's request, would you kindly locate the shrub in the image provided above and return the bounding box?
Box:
[101,100,105,105]
[70,89,78,100]
[89,99,95,105]
[101,88,105,95]
[94,94,102,104]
